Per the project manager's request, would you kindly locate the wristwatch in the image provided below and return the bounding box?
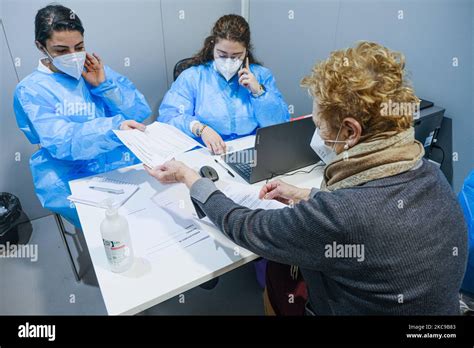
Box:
[195,123,207,137]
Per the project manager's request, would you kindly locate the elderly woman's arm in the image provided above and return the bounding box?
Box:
[144,160,340,269]
[189,177,341,270]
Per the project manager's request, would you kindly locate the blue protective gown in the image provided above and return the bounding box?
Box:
[158,61,290,140]
[459,169,474,294]
[13,61,152,228]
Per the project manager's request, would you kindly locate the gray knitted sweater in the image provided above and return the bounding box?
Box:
[190,159,468,315]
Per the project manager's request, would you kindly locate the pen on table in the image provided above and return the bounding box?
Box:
[214,159,235,178]
[89,186,124,194]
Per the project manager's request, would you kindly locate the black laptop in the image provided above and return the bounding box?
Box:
[222,116,320,184]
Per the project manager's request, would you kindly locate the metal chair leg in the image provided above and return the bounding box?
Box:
[54,213,81,282]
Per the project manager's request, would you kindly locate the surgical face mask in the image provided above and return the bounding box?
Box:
[44,49,86,80]
[214,57,243,81]
[310,125,346,165]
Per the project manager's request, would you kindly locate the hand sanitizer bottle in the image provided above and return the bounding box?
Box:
[100,199,134,273]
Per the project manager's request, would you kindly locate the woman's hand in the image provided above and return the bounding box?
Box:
[144,160,201,188]
[120,120,146,131]
[238,57,260,95]
[259,179,311,205]
[201,126,227,155]
[82,52,106,87]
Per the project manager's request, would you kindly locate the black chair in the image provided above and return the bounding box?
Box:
[173,57,193,81]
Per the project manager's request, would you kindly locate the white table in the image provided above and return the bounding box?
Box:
[70,135,324,315]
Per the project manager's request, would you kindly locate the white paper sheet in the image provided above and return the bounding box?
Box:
[113,122,202,168]
[196,181,286,227]
[67,176,139,208]
[139,223,209,260]
[220,181,287,210]
[128,196,209,261]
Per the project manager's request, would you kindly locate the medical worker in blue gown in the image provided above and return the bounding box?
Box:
[13,4,152,228]
[159,14,290,155]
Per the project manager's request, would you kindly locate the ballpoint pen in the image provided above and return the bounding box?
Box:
[89,186,124,194]
[214,159,235,178]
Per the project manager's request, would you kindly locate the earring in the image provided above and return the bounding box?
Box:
[343,143,349,161]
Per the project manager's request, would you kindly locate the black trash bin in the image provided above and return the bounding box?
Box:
[0,192,23,245]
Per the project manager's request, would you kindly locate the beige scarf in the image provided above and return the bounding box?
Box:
[320,127,425,192]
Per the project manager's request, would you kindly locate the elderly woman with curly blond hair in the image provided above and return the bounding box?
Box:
[145,41,468,315]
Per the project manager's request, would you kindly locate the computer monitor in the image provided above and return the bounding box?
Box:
[414,105,445,152]
[223,116,320,184]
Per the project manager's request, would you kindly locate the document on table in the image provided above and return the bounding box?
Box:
[129,191,210,261]
[219,181,287,210]
[195,181,286,229]
[138,222,208,260]
[113,122,202,168]
[67,176,139,208]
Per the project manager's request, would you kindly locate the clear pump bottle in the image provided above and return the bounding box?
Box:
[100,199,134,273]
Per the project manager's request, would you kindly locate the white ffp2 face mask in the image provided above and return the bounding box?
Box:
[214,57,243,81]
[310,126,345,165]
[45,50,86,80]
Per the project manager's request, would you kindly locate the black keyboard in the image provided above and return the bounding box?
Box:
[232,162,252,180]
[223,148,256,182]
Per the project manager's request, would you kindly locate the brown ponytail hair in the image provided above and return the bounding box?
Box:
[181,14,261,70]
